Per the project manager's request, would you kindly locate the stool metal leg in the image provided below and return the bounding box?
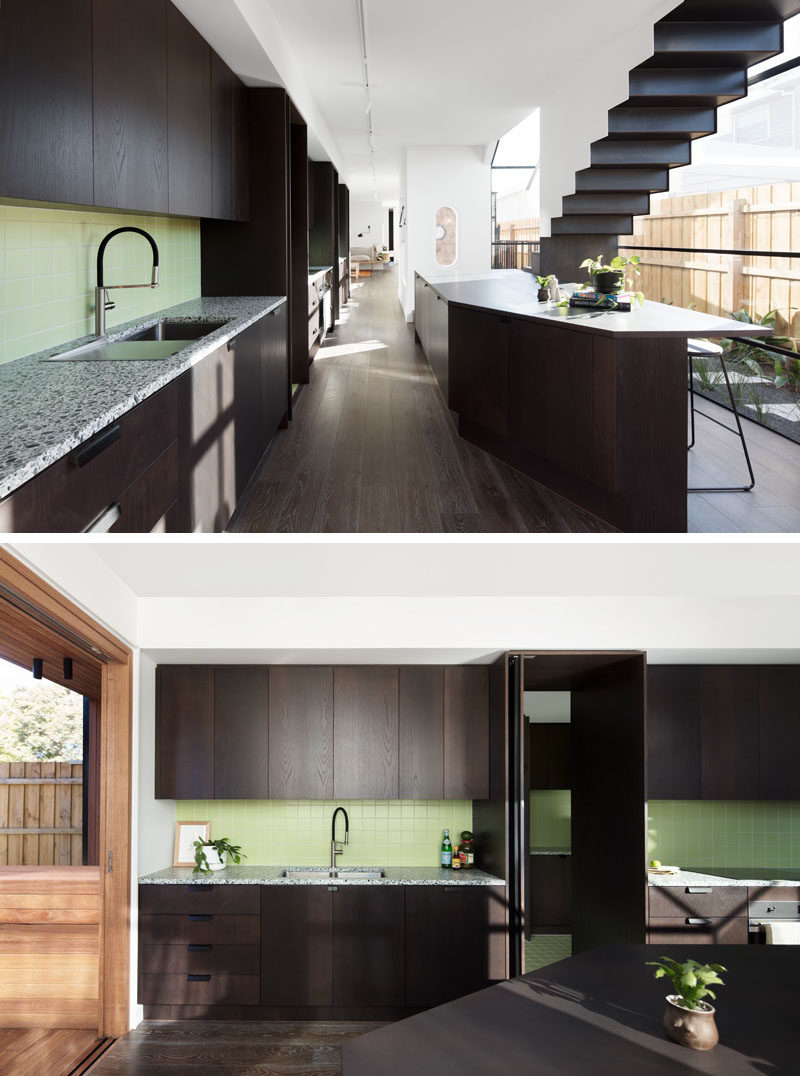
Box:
[688,353,696,450]
[688,353,755,494]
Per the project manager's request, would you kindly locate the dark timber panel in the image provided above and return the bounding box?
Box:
[261,886,332,1006]
[268,666,334,799]
[646,666,702,799]
[759,666,800,799]
[444,666,490,799]
[333,667,399,799]
[331,888,404,1007]
[214,666,269,799]
[155,665,213,799]
[398,666,444,798]
[700,666,759,799]
[167,3,212,217]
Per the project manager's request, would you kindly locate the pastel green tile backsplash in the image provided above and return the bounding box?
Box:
[176,799,474,867]
[0,200,201,364]
[648,801,800,869]
[530,789,571,848]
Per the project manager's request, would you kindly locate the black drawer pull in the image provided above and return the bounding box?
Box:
[187,974,211,982]
[188,884,212,892]
[227,336,237,351]
[187,914,212,922]
[71,423,121,468]
[499,317,511,325]
[686,917,712,926]
[686,887,712,894]
[188,944,213,952]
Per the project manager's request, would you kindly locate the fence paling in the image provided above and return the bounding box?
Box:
[0,760,83,866]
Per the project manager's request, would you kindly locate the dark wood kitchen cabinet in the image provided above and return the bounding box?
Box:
[444,666,490,799]
[93,0,169,213]
[529,854,571,932]
[260,304,290,451]
[268,666,334,799]
[405,886,506,1007]
[167,3,212,217]
[646,666,702,799]
[647,885,748,945]
[261,887,332,1006]
[333,667,399,799]
[332,887,405,1007]
[210,51,249,222]
[758,666,800,799]
[214,667,269,799]
[156,666,214,799]
[399,666,444,798]
[231,322,264,502]
[0,0,94,205]
[700,666,759,799]
[449,307,509,437]
[530,724,571,790]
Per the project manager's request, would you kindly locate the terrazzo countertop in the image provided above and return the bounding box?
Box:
[648,867,800,887]
[0,295,286,500]
[530,847,571,856]
[139,865,505,887]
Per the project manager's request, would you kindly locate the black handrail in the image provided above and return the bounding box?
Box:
[619,244,799,259]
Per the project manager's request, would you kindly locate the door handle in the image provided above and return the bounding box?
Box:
[686,917,712,926]
[686,887,712,894]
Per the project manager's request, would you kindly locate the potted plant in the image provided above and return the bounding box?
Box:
[536,274,554,302]
[647,955,726,1051]
[192,835,246,875]
[580,254,641,294]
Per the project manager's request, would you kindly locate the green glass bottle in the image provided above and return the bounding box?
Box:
[440,828,453,867]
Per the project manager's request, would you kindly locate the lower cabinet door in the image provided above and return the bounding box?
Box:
[261,887,333,1006]
[261,304,289,445]
[332,887,405,1007]
[405,887,506,1008]
[647,917,748,945]
[139,972,259,1006]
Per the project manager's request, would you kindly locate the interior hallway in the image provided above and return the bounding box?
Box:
[231,267,800,534]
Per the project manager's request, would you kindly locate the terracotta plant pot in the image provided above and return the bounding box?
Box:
[592,268,624,294]
[537,288,550,302]
[663,995,719,1051]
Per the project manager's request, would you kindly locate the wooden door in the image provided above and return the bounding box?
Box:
[444,666,490,798]
[167,3,212,217]
[331,887,404,1007]
[449,308,509,437]
[646,666,702,799]
[758,666,800,799]
[93,0,168,212]
[214,667,269,799]
[333,667,398,799]
[700,667,759,799]
[529,855,571,931]
[261,887,332,1006]
[268,667,334,799]
[0,0,93,205]
[155,665,214,799]
[530,724,572,790]
[398,666,444,798]
[570,655,647,952]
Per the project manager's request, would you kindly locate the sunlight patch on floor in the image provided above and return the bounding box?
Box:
[319,339,388,358]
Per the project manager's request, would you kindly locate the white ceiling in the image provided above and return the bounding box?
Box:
[175,0,673,200]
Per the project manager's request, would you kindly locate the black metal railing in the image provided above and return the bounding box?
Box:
[492,239,540,270]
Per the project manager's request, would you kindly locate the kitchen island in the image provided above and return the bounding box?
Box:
[414,270,768,532]
[342,944,796,1074]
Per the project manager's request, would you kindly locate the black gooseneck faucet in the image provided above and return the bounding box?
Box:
[95,226,160,336]
[331,807,349,869]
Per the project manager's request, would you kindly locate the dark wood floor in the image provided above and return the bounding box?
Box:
[0,1028,108,1076]
[230,267,800,534]
[86,1021,384,1075]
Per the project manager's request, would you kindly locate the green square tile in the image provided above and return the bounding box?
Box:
[6,249,32,278]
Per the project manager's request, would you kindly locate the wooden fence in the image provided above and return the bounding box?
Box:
[618,182,800,341]
[0,761,83,866]
[497,217,541,244]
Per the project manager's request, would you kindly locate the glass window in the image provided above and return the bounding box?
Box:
[435,206,457,267]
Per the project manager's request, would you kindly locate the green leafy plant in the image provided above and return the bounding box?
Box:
[579,253,641,283]
[192,836,246,875]
[722,308,797,379]
[647,956,726,1011]
[536,274,554,288]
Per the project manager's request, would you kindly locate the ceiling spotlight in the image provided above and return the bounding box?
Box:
[32,658,43,680]
[63,658,73,680]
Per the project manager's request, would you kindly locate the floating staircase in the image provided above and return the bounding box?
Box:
[548,0,800,241]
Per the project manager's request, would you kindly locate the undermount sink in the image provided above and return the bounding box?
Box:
[44,319,231,361]
[281,867,385,880]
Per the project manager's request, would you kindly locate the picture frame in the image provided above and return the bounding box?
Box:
[173,820,210,867]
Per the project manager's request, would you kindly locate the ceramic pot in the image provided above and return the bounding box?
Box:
[537,288,550,302]
[592,268,624,294]
[663,996,718,1051]
[203,847,227,871]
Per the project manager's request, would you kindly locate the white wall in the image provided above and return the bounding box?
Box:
[402,146,491,320]
[350,201,390,250]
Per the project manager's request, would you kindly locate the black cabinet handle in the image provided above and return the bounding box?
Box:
[187,974,211,982]
[188,884,212,892]
[187,914,212,922]
[499,317,511,325]
[686,887,712,894]
[686,917,712,926]
[188,944,213,952]
[71,423,121,468]
[227,337,237,351]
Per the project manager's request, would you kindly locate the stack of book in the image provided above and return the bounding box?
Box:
[569,289,634,312]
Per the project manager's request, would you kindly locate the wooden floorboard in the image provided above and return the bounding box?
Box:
[230,267,800,534]
[86,1021,385,1075]
[0,1027,102,1076]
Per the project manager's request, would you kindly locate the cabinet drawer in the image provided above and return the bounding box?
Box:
[139,942,259,976]
[648,917,748,945]
[648,886,746,919]
[309,318,321,352]
[139,913,259,945]
[139,972,259,1006]
[747,886,800,902]
[108,441,178,533]
[0,380,177,531]
[139,884,260,916]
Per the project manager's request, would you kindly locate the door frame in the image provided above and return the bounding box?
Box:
[0,548,133,1036]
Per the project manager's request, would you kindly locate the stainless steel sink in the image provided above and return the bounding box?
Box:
[335,869,385,880]
[44,319,231,361]
[126,318,229,341]
[281,867,385,880]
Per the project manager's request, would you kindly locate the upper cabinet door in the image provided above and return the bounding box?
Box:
[646,666,702,799]
[167,3,212,217]
[214,667,269,799]
[334,667,399,799]
[700,666,759,800]
[398,666,444,798]
[156,665,214,799]
[210,51,249,222]
[0,0,93,205]
[444,666,490,799]
[758,666,800,800]
[269,666,334,799]
[93,0,168,212]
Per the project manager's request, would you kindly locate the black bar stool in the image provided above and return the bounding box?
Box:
[687,337,755,493]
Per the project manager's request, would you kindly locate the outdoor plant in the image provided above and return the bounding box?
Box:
[647,956,726,1011]
[192,835,246,875]
[722,308,798,380]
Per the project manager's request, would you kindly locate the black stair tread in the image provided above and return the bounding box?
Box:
[551,214,634,235]
[653,20,782,51]
[562,192,651,215]
[575,167,670,193]
[662,1,800,21]
[591,140,692,166]
[607,106,717,139]
[628,66,747,102]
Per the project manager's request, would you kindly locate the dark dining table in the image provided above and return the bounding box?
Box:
[342,945,795,1075]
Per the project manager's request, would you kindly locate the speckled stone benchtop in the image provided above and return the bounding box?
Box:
[139,865,505,887]
[648,868,799,887]
[0,295,285,500]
